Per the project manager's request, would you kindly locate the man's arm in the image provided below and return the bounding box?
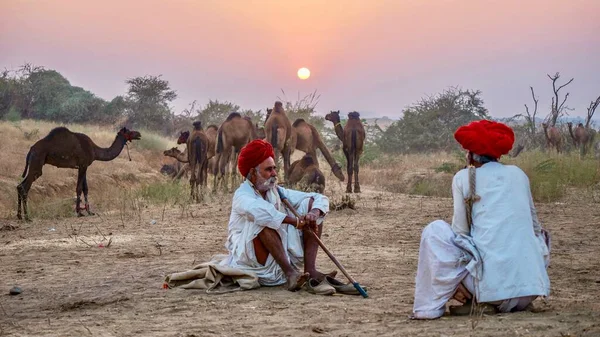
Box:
[279,187,329,215]
[451,172,470,236]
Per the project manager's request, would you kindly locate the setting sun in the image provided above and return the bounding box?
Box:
[297,67,310,80]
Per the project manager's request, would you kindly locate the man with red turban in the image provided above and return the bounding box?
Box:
[219,139,337,294]
[412,120,551,319]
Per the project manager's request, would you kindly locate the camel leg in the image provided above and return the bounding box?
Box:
[75,167,87,217]
[221,150,232,192]
[344,150,353,193]
[17,176,36,221]
[83,174,95,216]
[353,153,361,193]
[17,160,43,221]
[283,147,291,182]
[230,150,240,191]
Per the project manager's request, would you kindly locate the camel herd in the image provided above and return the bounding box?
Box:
[541,122,597,156]
[14,101,366,220]
[162,101,366,198]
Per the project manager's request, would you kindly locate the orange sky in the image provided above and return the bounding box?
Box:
[1,0,599,119]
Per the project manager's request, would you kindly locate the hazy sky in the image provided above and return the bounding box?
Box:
[1,0,599,119]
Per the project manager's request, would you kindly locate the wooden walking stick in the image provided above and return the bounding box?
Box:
[276,187,368,298]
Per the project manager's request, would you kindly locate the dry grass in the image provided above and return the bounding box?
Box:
[2,119,599,220]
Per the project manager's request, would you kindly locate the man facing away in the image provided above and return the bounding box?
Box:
[412,120,551,319]
[219,139,335,291]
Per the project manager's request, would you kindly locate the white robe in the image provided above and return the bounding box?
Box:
[219,180,329,286]
[413,162,551,319]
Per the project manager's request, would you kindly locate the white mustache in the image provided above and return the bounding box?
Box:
[261,177,277,187]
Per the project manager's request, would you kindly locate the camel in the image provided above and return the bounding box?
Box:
[187,121,210,201]
[214,113,263,191]
[16,127,141,220]
[567,122,593,156]
[325,110,365,193]
[176,126,219,185]
[265,101,296,181]
[163,147,191,180]
[292,118,345,182]
[287,153,326,193]
[541,123,562,154]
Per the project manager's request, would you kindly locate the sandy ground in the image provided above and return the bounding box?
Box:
[1,184,600,337]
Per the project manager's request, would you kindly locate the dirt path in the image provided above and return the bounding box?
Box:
[1,186,599,337]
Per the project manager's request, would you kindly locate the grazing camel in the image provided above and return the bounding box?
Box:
[541,123,562,154]
[325,110,365,193]
[265,101,296,180]
[187,121,209,201]
[292,118,345,182]
[567,122,593,156]
[214,113,263,191]
[163,147,191,180]
[287,153,326,193]
[17,127,141,220]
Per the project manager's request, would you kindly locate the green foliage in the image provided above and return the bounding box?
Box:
[378,87,489,154]
[3,106,21,122]
[125,75,177,133]
[196,99,241,127]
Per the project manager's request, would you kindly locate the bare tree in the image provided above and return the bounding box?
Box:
[585,96,600,128]
[547,72,574,126]
[523,86,539,144]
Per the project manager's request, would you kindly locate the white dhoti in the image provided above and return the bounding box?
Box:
[412,220,550,319]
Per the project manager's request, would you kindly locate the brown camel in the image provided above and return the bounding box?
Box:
[163,147,191,180]
[265,101,296,180]
[292,118,345,182]
[325,110,365,193]
[541,123,562,153]
[287,153,326,193]
[214,113,263,191]
[567,122,593,156]
[16,127,141,220]
[187,121,210,201]
[176,129,218,182]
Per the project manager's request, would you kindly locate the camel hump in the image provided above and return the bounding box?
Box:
[348,111,360,120]
[44,127,71,141]
[193,121,202,130]
[292,118,305,127]
[226,112,242,121]
[207,125,218,131]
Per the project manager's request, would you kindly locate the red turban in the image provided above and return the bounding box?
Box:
[454,120,515,159]
[238,139,275,177]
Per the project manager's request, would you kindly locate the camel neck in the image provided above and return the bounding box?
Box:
[94,134,127,161]
[333,122,344,142]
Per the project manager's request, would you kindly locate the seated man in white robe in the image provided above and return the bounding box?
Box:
[219,139,334,291]
[412,120,551,319]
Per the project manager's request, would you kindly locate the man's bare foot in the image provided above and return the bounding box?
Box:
[286,272,310,291]
[308,270,338,282]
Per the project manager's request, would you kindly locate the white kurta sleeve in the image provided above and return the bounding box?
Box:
[451,172,470,236]
[279,187,329,215]
[233,192,287,230]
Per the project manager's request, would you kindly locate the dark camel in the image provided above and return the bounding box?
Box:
[17,127,141,220]
[265,101,296,181]
[292,118,345,183]
[287,153,326,193]
[187,121,209,201]
[541,123,562,154]
[176,129,217,183]
[567,122,593,157]
[325,111,365,193]
[214,113,262,191]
